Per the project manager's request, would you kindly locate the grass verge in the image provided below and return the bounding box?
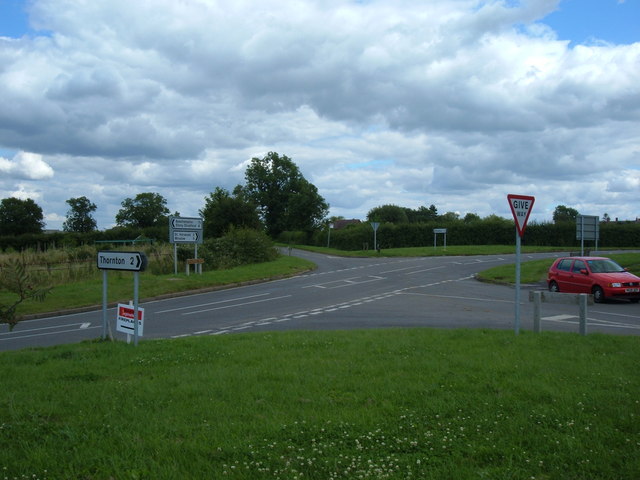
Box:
[283,244,569,257]
[0,329,638,479]
[477,253,640,285]
[0,255,315,317]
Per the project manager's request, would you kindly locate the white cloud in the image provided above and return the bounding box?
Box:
[0,0,638,229]
[0,151,54,179]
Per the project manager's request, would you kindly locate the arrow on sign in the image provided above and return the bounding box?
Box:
[507,194,535,237]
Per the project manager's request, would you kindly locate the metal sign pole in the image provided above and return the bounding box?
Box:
[133,272,140,346]
[174,243,178,275]
[102,270,108,339]
[515,230,521,335]
[581,217,585,256]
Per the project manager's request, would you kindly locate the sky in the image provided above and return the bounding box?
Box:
[0,0,638,231]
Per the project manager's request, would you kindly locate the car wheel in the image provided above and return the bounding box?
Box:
[592,286,605,303]
[549,281,559,293]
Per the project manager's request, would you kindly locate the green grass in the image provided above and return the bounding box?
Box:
[478,253,640,285]
[0,255,315,317]
[285,244,568,257]
[1,329,638,479]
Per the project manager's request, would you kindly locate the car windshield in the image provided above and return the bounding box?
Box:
[587,259,625,273]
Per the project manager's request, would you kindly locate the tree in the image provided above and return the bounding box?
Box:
[408,204,438,223]
[553,205,579,223]
[243,152,328,237]
[115,192,170,228]
[0,259,51,331]
[0,197,45,235]
[367,204,409,224]
[439,211,460,223]
[463,212,481,223]
[200,186,262,238]
[63,196,97,232]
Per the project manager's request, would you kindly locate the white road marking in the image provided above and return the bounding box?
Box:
[156,293,271,314]
[182,295,292,315]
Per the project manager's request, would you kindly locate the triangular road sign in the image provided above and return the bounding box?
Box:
[507,194,535,237]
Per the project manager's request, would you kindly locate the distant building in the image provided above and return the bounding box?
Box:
[332,219,361,230]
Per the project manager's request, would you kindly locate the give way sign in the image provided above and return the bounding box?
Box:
[507,194,535,237]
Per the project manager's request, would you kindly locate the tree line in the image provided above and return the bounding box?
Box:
[1,150,636,250]
[0,152,328,240]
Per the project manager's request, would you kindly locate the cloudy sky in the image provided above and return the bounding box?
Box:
[1,0,639,231]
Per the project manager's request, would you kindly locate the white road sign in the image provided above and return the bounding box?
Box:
[172,231,201,243]
[170,216,203,230]
[97,251,147,271]
[507,194,535,237]
[169,216,203,244]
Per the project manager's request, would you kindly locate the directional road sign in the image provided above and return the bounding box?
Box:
[172,231,202,243]
[169,216,203,244]
[170,216,203,230]
[507,194,535,237]
[97,251,147,271]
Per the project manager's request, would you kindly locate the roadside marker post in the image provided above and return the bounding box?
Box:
[97,251,147,346]
[507,194,535,335]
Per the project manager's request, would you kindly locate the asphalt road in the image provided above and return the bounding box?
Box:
[2,250,639,351]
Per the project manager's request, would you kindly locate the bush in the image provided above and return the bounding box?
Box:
[201,228,278,270]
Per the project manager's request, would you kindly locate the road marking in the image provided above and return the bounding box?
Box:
[80,322,91,329]
[543,314,576,322]
[0,326,101,341]
[156,293,271,314]
[405,266,446,275]
[182,295,292,315]
[0,322,97,337]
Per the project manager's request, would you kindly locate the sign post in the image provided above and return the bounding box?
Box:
[433,228,447,249]
[97,251,147,346]
[169,216,204,274]
[507,194,535,335]
[370,222,380,251]
[576,215,599,255]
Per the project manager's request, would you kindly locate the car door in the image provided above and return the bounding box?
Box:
[553,258,575,292]
[569,259,591,294]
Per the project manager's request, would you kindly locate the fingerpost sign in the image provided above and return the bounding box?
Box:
[97,251,147,346]
[507,194,535,335]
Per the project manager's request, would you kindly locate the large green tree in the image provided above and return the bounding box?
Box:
[200,186,262,238]
[115,192,170,228]
[63,196,97,232]
[367,204,409,224]
[553,205,579,223]
[243,152,328,237]
[0,197,45,235]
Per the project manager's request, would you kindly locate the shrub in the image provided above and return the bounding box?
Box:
[201,228,278,270]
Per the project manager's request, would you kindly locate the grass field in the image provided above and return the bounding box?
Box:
[477,253,640,285]
[0,329,638,479]
[0,255,315,318]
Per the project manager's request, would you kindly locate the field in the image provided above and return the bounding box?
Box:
[0,329,638,479]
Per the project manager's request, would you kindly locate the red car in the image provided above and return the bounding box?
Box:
[547,256,640,303]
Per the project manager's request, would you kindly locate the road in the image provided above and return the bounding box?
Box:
[2,250,639,351]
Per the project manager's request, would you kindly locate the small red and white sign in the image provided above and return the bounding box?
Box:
[116,303,144,336]
[507,194,535,237]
